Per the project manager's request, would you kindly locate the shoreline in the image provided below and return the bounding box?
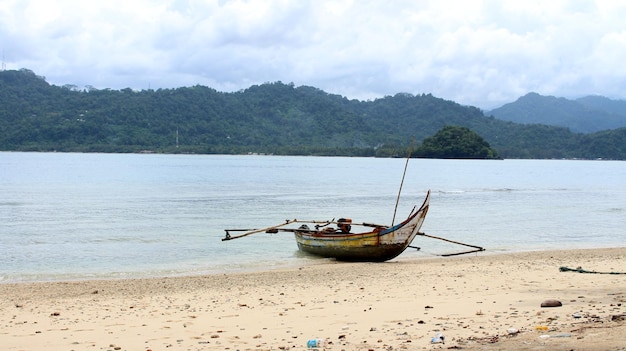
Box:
[3,243,622,285]
[2,247,625,350]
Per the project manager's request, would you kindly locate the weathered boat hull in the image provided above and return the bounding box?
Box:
[294,191,430,261]
[295,241,410,262]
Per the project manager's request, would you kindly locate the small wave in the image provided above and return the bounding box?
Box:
[0,201,26,206]
[435,190,465,194]
[490,188,514,192]
[435,188,515,194]
[90,237,163,244]
[437,187,575,194]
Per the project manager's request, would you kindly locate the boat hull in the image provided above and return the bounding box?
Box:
[294,191,430,262]
[295,241,410,262]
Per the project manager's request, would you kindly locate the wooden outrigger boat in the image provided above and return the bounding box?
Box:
[224,191,431,262]
[223,141,484,261]
[293,191,429,261]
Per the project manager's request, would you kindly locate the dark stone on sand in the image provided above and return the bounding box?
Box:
[611,314,626,321]
[541,299,562,307]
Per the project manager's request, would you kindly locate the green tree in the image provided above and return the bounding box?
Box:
[414,126,500,159]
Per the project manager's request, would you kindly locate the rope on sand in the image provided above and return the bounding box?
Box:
[559,266,626,275]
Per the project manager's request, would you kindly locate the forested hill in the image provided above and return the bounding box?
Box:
[1,68,626,159]
[489,92,626,133]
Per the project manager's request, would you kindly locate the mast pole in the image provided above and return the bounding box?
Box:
[391,138,414,227]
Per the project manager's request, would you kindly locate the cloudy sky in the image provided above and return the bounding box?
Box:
[1,0,625,109]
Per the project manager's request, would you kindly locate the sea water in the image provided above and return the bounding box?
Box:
[1,152,625,282]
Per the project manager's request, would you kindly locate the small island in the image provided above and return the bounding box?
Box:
[414,126,500,159]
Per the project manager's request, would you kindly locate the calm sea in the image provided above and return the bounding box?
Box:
[1,152,625,282]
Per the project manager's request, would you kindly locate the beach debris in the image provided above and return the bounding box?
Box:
[572,313,582,318]
[535,326,549,331]
[506,328,519,335]
[611,314,626,321]
[430,332,445,344]
[468,335,499,344]
[540,333,571,339]
[540,299,562,307]
[560,266,626,274]
[552,333,572,338]
[306,338,325,348]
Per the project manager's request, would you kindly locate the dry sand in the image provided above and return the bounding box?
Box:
[1,248,625,351]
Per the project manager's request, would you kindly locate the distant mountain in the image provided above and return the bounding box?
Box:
[2,68,626,159]
[488,92,626,133]
[576,95,626,116]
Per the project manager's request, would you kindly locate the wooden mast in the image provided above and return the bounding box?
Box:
[391,138,414,227]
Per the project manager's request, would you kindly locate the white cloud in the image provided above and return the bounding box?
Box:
[1,0,625,108]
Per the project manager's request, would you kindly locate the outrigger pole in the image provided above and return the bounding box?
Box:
[417,232,485,256]
[223,219,388,241]
[223,219,298,241]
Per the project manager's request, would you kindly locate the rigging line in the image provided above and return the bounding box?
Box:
[392,137,414,227]
[559,266,626,275]
[417,232,485,251]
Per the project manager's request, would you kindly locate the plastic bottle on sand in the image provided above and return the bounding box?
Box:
[307,339,325,348]
[431,332,445,344]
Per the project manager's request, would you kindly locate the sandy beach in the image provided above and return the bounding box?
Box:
[1,247,625,351]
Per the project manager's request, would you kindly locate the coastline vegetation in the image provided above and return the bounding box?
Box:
[1,68,625,159]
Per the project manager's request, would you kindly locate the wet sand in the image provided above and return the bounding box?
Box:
[1,247,625,350]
